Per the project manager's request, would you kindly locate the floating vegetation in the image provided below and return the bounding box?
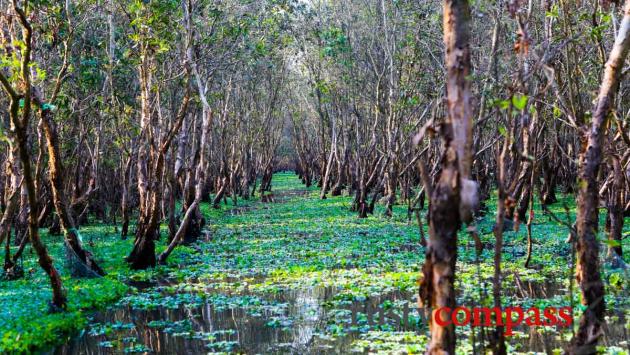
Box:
[2,174,627,353]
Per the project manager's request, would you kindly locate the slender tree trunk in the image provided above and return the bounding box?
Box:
[384,165,398,217]
[161,4,213,255]
[418,1,474,353]
[11,102,67,308]
[120,154,132,239]
[39,105,105,277]
[213,175,228,208]
[606,157,623,262]
[492,139,508,354]
[127,54,190,269]
[570,3,630,352]
[15,186,28,246]
[320,120,336,199]
[524,146,537,268]
[0,3,67,308]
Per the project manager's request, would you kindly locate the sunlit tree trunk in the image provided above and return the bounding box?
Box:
[570,2,630,352]
[39,105,106,276]
[0,2,67,309]
[127,49,191,269]
[158,1,212,262]
[0,141,21,276]
[418,1,474,353]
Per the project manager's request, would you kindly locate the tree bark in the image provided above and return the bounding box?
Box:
[570,2,630,352]
[120,153,133,239]
[127,55,191,269]
[0,3,67,309]
[606,157,623,261]
[38,104,106,277]
[159,3,213,262]
[418,1,474,353]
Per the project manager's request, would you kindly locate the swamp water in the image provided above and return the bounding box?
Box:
[50,185,628,354]
[51,280,419,354]
[51,268,628,354]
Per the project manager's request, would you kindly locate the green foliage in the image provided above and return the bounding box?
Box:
[319,27,350,58]
[0,221,194,353]
[511,94,528,111]
[127,0,181,55]
[546,4,559,18]
[0,274,125,352]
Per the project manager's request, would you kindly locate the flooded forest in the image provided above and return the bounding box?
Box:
[0,0,629,354]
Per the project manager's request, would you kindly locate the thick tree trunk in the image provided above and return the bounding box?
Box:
[570,3,630,352]
[356,180,368,218]
[0,144,20,247]
[0,143,21,278]
[419,150,460,355]
[330,156,345,196]
[540,146,558,205]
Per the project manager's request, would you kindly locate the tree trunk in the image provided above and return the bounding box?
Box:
[418,1,474,353]
[11,101,67,308]
[0,4,67,308]
[213,176,228,208]
[384,165,398,217]
[162,8,214,252]
[127,52,190,269]
[570,3,630,352]
[39,104,105,277]
[606,157,623,261]
[120,154,133,239]
[0,142,22,278]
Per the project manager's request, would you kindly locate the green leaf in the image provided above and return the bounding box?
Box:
[498,99,510,110]
[553,105,562,118]
[512,94,528,111]
[604,239,620,247]
[609,273,621,287]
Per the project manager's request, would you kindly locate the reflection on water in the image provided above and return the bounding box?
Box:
[50,283,413,354]
[50,274,628,354]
